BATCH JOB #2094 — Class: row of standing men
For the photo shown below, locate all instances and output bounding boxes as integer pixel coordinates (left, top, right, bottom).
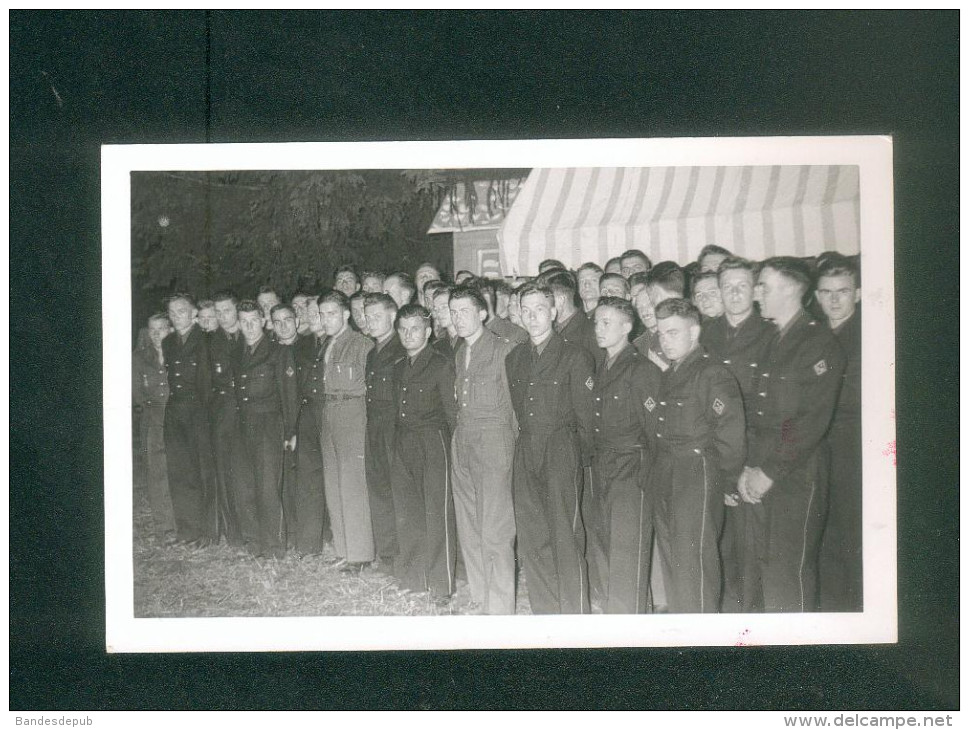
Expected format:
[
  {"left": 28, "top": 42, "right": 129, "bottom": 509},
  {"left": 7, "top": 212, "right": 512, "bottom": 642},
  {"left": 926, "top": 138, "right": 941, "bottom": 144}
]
[{"left": 133, "top": 248, "right": 861, "bottom": 614}]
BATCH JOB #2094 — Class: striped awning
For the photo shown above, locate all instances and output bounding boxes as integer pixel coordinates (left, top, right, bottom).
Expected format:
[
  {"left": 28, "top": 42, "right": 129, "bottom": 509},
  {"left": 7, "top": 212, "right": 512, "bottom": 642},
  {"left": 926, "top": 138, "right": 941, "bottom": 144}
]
[{"left": 497, "top": 165, "right": 860, "bottom": 276}]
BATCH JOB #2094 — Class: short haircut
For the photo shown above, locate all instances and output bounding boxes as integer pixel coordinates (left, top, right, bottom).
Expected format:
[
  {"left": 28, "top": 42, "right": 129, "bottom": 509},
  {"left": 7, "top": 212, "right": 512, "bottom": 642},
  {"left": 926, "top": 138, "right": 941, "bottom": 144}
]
[
  {"left": 627, "top": 271, "right": 650, "bottom": 291},
  {"left": 197, "top": 299, "right": 215, "bottom": 310},
  {"left": 361, "top": 270, "right": 385, "bottom": 284},
  {"left": 211, "top": 290, "right": 239, "bottom": 306},
  {"left": 761, "top": 256, "right": 814, "bottom": 294},
  {"left": 599, "top": 272, "right": 630, "bottom": 296},
  {"left": 449, "top": 284, "right": 488, "bottom": 313},
  {"left": 538, "top": 258, "right": 566, "bottom": 272},
  {"left": 318, "top": 288, "right": 350, "bottom": 312},
  {"left": 646, "top": 261, "right": 685, "bottom": 297},
  {"left": 386, "top": 271, "right": 417, "bottom": 300},
  {"left": 655, "top": 297, "right": 701, "bottom": 325},
  {"left": 416, "top": 262, "right": 441, "bottom": 275},
  {"left": 473, "top": 279, "right": 497, "bottom": 308},
  {"left": 422, "top": 278, "right": 446, "bottom": 295},
  {"left": 363, "top": 292, "right": 398, "bottom": 313},
  {"left": 716, "top": 255, "right": 757, "bottom": 280},
  {"left": 257, "top": 285, "right": 278, "bottom": 297},
  {"left": 431, "top": 284, "right": 453, "bottom": 301},
  {"left": 544, "top": 269, "right": 581, "bottom": 308},
  {"left": 333, "top": 264, "right": 358, "bottom": 280},
  {"left": 348, "top": 290, "right": 368, "bottom": 306},
  {"left": 816, "top": 252, "right": 860, "bottom": 286},
  {"left": 492, "top": 278, "right": 513, "bottom": 296},
  {"left": 517, "top": 282, "right": 556, "bottom": 307},
  {"left": 595, "top": 296, "right": 637, "bottom": 327},
  {"left": 165, "top": 293, "right": 197, "bottom": 309},
  {"left": 577, "top": 261, "right": 604, "bottom": 276},
  {"left": 690, "top": 270, "right": 720, "bottom": 296},
  {"left": 620, "top": 249, "right": 652, "bottom": 270},
  {"left": 454, "top": 270, "right": 475, "bottom": 282},
  {"left": 147, "top": 312, "right": 172, "bottom": 327},
  {"left": 237, "top": 299, "right": 261, "bottom": 315},
  {"left": 270, "top": 303, "right": 295, "bottom": 318},
  {"left": 699, "top": 244, "right": 733, "bottom": 261},
  {"left": 291, "top": 290, "right": 313, "bottom": 302},
  {"left": 396, "top": 303, "right": 432, "bottom": 328}
]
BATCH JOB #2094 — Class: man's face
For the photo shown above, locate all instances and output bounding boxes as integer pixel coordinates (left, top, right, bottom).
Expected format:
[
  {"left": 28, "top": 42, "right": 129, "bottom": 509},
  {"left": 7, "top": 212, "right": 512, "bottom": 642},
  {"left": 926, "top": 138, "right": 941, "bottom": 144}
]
[
  {"left": 334, "top": 271, "right": 360, "bottom": 297},
  {"left": 397, "top": 315, "right": 432, "bottom": 356},
  {"left": 197, "top": 306, "right": 219, "bottom": 332},
  {"left": 292, "top": 295, "right": 309, "bottom": 331},
  {"left": 239, "top": 310, "right": 264, "bottom": 345},
  {"left": 507, "top": 293, "right": 522, "bottom": 327},
  {"left": 656, "top": 314, "right": 699, "bottom": 363},
  {"left": 303, "top": 298, "right": 323, "bottom": 334},
  {"left": 631, "top": 283, "right": 656, "bottom": 331},
  {"left": 147, "top": 318, "right": 172, "bottom": 350},
  {"left": 365, "top": 303, "right": 395, "bottom": 341},
  {"left": 415, "top": 266, "right": 439, "bottom": 293},
  {"left": 699, "top": 253, "right": 728, "bottom": 274},
  {"left": 449, "top": 297, "right": 485, "bottom": 339},
  {"left": 692, "top": 278, "right": 724, "bottom": 319},
  {"left": 319, "top": 301, "right": 349, "bottom": 336},
  {"left": 620, "top": 256, "right": 649, "bottom": 279},
  {"left": 594, "top": 305, "right": 632, "bottom": 351},
  {"left": 167, "top": 298, "right": 196, "bottom": 333},
  {"left": 361, "top": 274, "right": 383, "bottom": 294},
  {"left": 257, "top": 292, "right": 280, "bottom": 320},
  {"left": 519, "top": 292, "right": 556, "bottom": 341},
  {"left": 754, "top": 267, "right": 794, "bottom": 323},
  {"left": 816, "top": 273, "right": 860, "bottom": 327},
  {"left": 383, "top": 277, "right": 410, "bottom": 307},
  {"left": 719, "top": 268, "right": 755, "bottom": 318},
  {"left": 271, "top": 308, "right": 298, "bottom": 343},
  {"left": 432, "top": 293, "right": 453, "bottom": 329},
  {"left": 214, "top": 299, "right": 239, "bottom": 331},
  {"left": 599, "top": 278, "right": 628, "bottom": 299},
  {"left": 350, "top": 299, "right": 369, "bottom": 335},
  {"left": 577, "top": 269, "right": 602, "bottom": 302}
]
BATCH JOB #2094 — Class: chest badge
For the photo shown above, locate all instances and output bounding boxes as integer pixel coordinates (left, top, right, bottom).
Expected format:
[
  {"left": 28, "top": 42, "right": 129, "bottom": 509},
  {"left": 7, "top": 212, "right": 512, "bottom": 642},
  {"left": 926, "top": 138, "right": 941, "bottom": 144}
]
[
  {"left": 814, "top": 359, "right": 828, "bottom": 376},
  {"left": 286, "top": 366, "right": 295, "bottom": 378},
  {"left": 585, "top": 376, "right": 594, "bottom": 391},
  {"left": 712, "top": 398, "right": 725, "bottom": 416},
  {"left": 645, "top": 397, "right": 656, "bottom": 412}
]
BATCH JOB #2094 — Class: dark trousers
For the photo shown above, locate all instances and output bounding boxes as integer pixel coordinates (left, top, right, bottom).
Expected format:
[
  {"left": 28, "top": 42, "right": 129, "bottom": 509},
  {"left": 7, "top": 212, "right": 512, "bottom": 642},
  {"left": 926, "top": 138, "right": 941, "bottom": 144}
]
[
  {"left": 210, "top": 397, "right": 249, "bottom": 547},
  {"left": 719, "top": 503, "right": 746, "bottom": 612},
  {"left": 589, "top": 446, "right": 653, "bottom": 613},
  {"left": 819, "top": 426, "right": 863, "bottom": 611},
  {"left": 164, "top": 400, "right": 217, "bottom": 542},
  {"left": 743, "top": 448, "right": 830, "bottom": 612},
  {"left": 287, "top": 402, "right": 328, "bottom": 555},
  {"left": 239, "top": 408, "right": 285, "bottom": 558},
  {"left": 391, "top": 426, "right": 457, "bottom": 597},
  {"left": 513, "top": 428, "right": 589, "bottom": 614},
  {"left": 140, "top": 405, "right": 174, "bottom": 539},
  {"left": 365, "top": 414, "right": 399, "bottom": 560},
  {"left": 653, "top": 448, "right": 724, "bottom": 613}
]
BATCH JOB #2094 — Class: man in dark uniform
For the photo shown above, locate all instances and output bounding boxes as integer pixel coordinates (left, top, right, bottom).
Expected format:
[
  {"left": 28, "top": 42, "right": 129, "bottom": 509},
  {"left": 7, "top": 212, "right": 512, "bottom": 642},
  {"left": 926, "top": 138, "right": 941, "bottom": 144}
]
[
  {"left": 430, "top": 286, "right": 461, "bottom": 357},
  {"left": 271, "top": 303, "right": 302, "bottom": 554},
  {"left": 162, "top": 294, "right": 217, "bottom": 546},
  {"left": 383, "top": 272, "right": 417, "bottom": 309},
  {"left": 576, "top": 262, "right": 603, "bottom": 319},
  {"left": 506, "top": 284, "right": 596, "bottom": 614},
  {"left": 699, "top": 257, "right": 774, "bottom": 611},
  {"left": 650, "top": 299, "right": 746, "bottom": 613},
  {"left": 589, "top": 297, "right": 663, "bottom": 613},
  {"left": 390, "top": 304, "right": 459, "bottom": 604},
  {"left": 364, "top": 292, "right": 407, "bottom": 571},
  {"left": 546, "top": 270, "right": 601, "bottom": 365},
  {"left": 740, "top": 257, "right": 846, "bottom": 612},
  {"left": 235, "top": 301, "right": 298, "bottom": 558},
  {"left": 208, "top": 291, "right": 249, "bottom": 549},
  {"left": 815, "top": 254, "right": 863, "bottom": 612}
]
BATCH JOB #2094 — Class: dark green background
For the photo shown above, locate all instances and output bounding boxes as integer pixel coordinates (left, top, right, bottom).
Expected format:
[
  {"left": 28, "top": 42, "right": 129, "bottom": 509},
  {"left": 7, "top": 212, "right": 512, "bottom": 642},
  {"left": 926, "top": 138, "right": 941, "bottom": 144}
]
[{"left": 10, "top": 10, "right": 959, "bottom": 709}]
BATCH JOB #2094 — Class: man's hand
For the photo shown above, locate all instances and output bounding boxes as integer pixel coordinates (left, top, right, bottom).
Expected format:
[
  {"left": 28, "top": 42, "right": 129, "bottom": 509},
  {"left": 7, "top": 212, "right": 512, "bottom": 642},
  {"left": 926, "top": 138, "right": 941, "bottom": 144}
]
[
  {"left": 284, "top": 435, "right": 297, "bottom": 452},
  {"left": 724, "top": 492, "right": 740, "bottom": 507},
  {"left": 739, "top": 466, "right": 773, "bottom": 504}
]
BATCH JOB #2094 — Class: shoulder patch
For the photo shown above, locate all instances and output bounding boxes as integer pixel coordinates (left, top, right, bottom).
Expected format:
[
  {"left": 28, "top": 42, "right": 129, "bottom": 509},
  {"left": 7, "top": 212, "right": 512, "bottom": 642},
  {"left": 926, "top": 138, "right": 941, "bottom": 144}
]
[
  {"left": 712, "top": 398, "right": 725, "bottom": 416},
  {"left": 585, "top": 376, "right": 594, "bottom": 391},
  {"left": 285, "top": 365, "right": 295, "bottom": 378},
  {"left": 813, "top": 359, "right": 828, "bottom": 376},
  {"left": 645, "top": 397, "right": 656, "bottom": 412}
]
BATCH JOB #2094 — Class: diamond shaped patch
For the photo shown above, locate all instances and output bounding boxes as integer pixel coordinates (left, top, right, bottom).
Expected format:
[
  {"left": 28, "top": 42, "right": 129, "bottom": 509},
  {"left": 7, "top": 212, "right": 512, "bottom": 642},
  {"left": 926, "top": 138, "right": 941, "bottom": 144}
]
[
  {"left": 585, "top": 376, "right": 594, "bottom": 391},
  {"left": 285, "top": 366, "right": 295, "bottom": 378},
  {"left": 645, "top": 397, "right": 656, "bottom": 412},
  {"left": 813, "top": 359, "right": 828, "bottom": 376},
  {"left": 712, "top": 398, "right": 725, "bottom": 416}
]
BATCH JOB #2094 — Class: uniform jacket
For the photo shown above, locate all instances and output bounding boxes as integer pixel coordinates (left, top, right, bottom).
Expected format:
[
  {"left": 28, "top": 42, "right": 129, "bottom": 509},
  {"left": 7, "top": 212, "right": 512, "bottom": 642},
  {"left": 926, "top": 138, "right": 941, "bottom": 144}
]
[
  {"left": 322, "top": 326, "right": 373, "bottom": 397},
  {"left": 830, "top": 308, "right": 861, "bottom": 432},
  {"left": 394, "top": 345, "right": 458, "bottom": 433},
  {"left": 699, "top": 312, "right": 774, "bottom": 405},
  {"left": 747, "top": 310, "right": 847, "bottom": 482},
  {"left": 648, "top": 346, "right": 747, "bottom": 487},
  {"left": 505, "top": 332, "right": 597, "bottom": 464},
  {"left": 207, "top": 328, "right": 244, "bottom": 402},
  {"left": 366, "top": 334, "right": 407, "bottom": 418},
  {"left": 133, "top": 346, "right": 170, "bottom": 417},
  {"left": 454, "top": 327, "right": 517, "bottom": 428},
  {"left": 556, "top": 309, "right": 602, "bottom": 367},
  {"left": 295, "top": 332, "right": 329, "bottom": 403},
  {"left": 235, "top": 335, "right": 300, "bottom": 438},
  {"left": 632, "top": 329, "right": 671, "bottom": 372},
  {"left": 432, "top": 333, "right": 462, "bottom": 359},
  {"left": 591, "top": 344, "right": 663, "bottom": 450},
  {"left": 486, "top": 316, "right": 529, "bottom": 345},
  {"left": 162, "top": 324, "right": 211, "bottom": 406}
]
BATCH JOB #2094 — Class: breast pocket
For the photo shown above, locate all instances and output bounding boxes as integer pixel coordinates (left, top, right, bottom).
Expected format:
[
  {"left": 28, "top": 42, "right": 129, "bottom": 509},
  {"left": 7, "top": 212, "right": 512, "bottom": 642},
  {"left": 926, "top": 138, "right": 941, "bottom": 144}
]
[{"left": 470, "top": 376, "right": 500, "bottom": 408}]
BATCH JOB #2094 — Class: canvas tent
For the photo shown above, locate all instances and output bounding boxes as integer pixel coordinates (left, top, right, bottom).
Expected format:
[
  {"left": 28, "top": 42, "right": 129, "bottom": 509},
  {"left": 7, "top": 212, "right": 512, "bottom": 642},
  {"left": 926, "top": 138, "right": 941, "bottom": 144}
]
[{"left": 497, "top": 165, "right": 860, "bottom": 276}]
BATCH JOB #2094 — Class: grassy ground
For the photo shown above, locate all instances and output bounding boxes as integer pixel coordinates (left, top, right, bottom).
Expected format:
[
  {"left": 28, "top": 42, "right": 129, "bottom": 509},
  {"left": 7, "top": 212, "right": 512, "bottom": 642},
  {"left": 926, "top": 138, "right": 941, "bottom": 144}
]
[{"left": 133, "top": 490, "right": 533, "bottom": 617}]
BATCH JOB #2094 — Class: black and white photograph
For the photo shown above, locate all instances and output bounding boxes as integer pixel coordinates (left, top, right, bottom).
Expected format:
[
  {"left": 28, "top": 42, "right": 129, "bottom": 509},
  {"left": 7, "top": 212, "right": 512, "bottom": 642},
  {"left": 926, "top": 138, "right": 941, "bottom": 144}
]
[{"left": 103, "top": 137, "right": 895, "bottom": 651}]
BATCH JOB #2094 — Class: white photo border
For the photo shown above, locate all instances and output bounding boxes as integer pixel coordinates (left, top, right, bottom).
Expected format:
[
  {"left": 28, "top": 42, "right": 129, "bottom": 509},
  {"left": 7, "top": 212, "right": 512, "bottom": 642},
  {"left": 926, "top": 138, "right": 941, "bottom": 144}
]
[{"left": 103, "top": 136, "right": 896, "bottom": 652}]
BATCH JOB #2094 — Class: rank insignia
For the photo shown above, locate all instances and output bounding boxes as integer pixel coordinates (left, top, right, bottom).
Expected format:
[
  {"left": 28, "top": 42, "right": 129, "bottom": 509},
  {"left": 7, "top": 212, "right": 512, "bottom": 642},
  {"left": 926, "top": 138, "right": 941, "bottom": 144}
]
[
  {"left": 813, "top": 359, "right": 828, "bottom": 376},
  {"left": 285, "top": 366, "right": 295, "bottom": 378},
  {"left": 712, "top": 398, "right": 725, "bottom": 415},
  {"left": 585, "top": 376, "right": 594, "bottom": 391},
  {"left": 645, "top": 397, "right": 656, "bottom": 412}
]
